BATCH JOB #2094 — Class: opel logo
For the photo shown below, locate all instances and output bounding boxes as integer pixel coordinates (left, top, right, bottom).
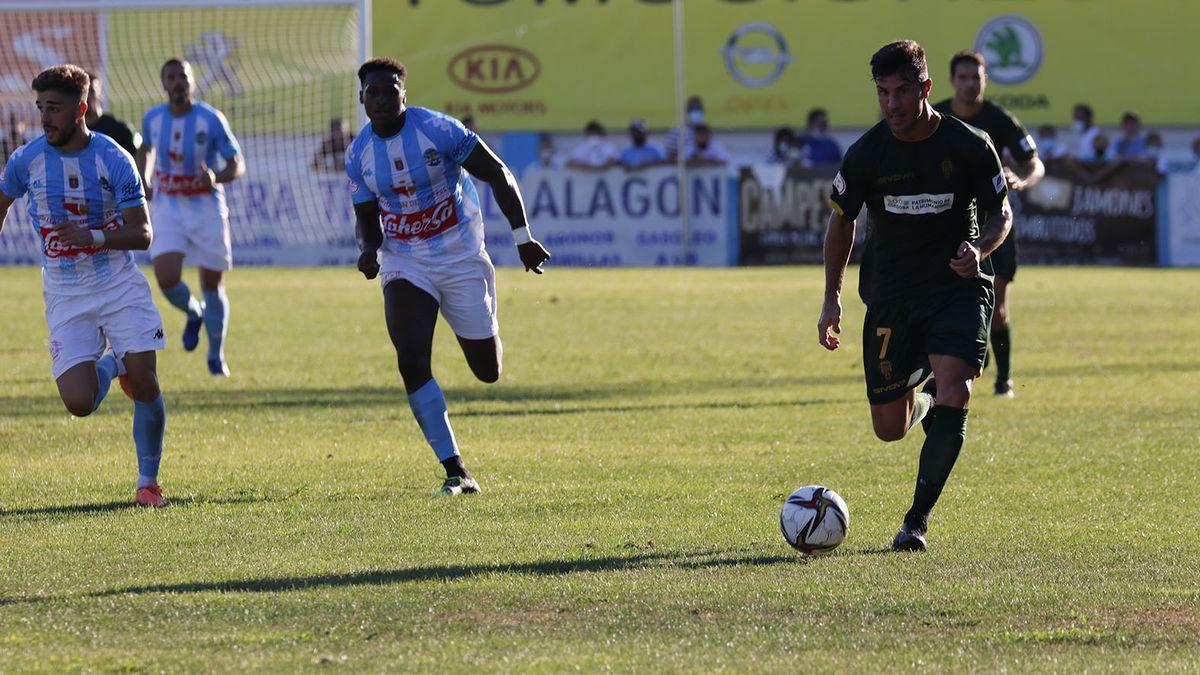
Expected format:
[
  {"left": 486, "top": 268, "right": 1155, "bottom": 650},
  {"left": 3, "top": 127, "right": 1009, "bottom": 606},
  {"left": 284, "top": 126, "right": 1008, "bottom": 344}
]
[{"left": 721, "top": 22, "right": 793, "bottom": 88}]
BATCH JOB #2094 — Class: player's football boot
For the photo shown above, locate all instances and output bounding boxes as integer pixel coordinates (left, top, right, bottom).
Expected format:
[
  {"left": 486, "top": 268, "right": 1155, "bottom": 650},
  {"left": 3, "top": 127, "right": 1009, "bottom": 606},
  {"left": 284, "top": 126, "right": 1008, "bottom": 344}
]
[
  {"left": 182, "top": 310, "right": 204, "bottom": 352},
  {"left": 135, "top": 483, "right": 168, "bottom": 508},
  {"left": 994, "top": 379, "right": 1015, "bottom": 398},
  {"left": 891, "top": 524, "right": 927, "bottom": 552},
  {"left": 439, "top": 476, "right": 481, "bottom": 495},
  {"left": 207, "top": 358, "right": 230, "bottom": 377}
]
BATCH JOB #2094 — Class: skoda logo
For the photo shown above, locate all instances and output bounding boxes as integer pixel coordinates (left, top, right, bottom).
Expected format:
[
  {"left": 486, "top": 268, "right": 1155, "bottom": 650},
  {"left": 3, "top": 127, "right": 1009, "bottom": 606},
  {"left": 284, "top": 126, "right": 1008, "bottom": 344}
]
[
  {"left": 720, "top": 22, "right": 793, "bottom": 88},
  {"left": 974, "top": 15, "right": 1043, "bottom": 85}
]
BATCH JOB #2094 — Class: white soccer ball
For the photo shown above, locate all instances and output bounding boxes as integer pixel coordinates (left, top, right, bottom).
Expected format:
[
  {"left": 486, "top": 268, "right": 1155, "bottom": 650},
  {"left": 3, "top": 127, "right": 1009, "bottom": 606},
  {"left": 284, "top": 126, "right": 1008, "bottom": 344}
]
[{"left": 780, "top": 485, "right": 849, "bottom": 555}]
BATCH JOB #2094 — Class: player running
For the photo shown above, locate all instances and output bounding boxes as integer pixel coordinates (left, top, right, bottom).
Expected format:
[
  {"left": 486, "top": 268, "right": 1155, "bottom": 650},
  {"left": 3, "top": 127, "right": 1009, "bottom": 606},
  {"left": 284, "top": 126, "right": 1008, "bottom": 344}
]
[
  {"left": 818, "top": 41, "right": 1012, "bottom": 551},
  {"left": 934, "top": 50, "right": 1044, "bottom": 398},
  {"left": 347, "top": 58, "right": 550, "bottom": 495},
  {"left": 0, "top": 65, "right": 169, "bottom": 507},
  {"left": 136, "top": 58, "right": 245, "bottom": 376}
]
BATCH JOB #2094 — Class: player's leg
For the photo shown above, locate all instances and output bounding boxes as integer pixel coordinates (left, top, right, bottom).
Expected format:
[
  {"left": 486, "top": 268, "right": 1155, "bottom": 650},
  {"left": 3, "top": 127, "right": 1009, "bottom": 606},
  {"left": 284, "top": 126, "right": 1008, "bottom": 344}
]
[
  {"left": 151, "top": 197, "right": 204, "bottom": 350},
  {"left": 444, "top": 256, "right": 502, "bottom": 384},
  {"left": 199, "top": 267, "right": 229, "bottom": 376},
  {"left": 863, "top": 303, "right": 933, "bottom": 442},
  {"left": 991, "top": 274, "right": 1014, "bottom": 396},
  {"left": 383, "top": 276, "right": 478, "bottom": 493},
  {"left": 47, "top": 297, "right": 111, "bottom": 416}
]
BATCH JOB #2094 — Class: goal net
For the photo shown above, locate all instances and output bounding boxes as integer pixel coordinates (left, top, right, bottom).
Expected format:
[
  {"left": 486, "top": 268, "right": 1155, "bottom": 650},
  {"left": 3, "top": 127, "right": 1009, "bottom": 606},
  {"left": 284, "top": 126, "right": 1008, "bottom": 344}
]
[{"left": 0, "top": 0, "right": 366, "bottom": 266}]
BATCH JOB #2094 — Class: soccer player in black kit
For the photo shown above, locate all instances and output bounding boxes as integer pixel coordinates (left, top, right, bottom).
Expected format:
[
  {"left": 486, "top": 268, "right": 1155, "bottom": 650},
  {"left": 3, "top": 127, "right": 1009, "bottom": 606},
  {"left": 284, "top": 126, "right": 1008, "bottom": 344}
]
[
  {"left": 818, "top": 41, "right": 1013, "bottom": 552},
  {"left": 934, "top": 50, "right": 1044, "bottom": 398}
]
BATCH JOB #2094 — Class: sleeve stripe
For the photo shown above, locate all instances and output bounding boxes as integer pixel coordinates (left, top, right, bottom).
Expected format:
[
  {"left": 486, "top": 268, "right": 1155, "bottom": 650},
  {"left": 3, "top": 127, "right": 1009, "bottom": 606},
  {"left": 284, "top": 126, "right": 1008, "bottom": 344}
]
[{"left": 827, "top": 198, "right": 845, "bottom": 216}]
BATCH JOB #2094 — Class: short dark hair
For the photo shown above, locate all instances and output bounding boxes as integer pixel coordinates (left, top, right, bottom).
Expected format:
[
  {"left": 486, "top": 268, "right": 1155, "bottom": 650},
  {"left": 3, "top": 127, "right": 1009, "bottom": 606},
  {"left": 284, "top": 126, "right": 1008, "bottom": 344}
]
[
  {"left": 1074, "top": 103, "right": 1094, "bottom": 121},
  {"left": 31, "top": 64, "right": 90, "bottom": 100},
  {"left": 358, "top": 57, "right": 406, "bottom": 85},
  {"left": 806, "top": 108, "right": 827, "bottom": 126},
  {"left": 161, "top": 57, "right": 188, "bottom": 77},
  {"left": 870, "top": 40, "right": 928, "bottom": 83},
  {"left": 949, "top": 50, "right": 986, "bottom": 77},
  {"left": 584, "top": 120, "right": 604, "bottom": 135},
  {"left": 1121, "top": 111, "right": 1140, "bottom": 125}
]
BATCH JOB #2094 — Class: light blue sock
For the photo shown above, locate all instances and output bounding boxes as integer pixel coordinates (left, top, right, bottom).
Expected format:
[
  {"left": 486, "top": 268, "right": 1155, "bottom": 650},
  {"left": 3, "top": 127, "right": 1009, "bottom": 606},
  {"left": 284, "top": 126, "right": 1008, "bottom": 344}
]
[
  {"left": 92, "top": 353, "right": 119, "bottom": 412},
  {"left": 162, "top": 281, "right": 202, "bottom": 320},
  {"left": 407, "top": 378, "right": 460, "bottom": 461},
  {"left": 202, "top": 289, "right": 228, "bottom": 361},
  {"left": 133, "top": 394, "right": 165, "bottom": 488}
]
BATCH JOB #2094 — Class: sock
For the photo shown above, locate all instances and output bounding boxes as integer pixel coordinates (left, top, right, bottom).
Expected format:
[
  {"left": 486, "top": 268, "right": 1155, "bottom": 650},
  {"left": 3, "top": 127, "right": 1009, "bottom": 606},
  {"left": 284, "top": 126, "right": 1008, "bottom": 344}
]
[
  {"left": 163, "top": 281, "right": 202, "bottom": 320},
  {"left": 92, "top": 353, "right": 120, "bottom": 412},
  {"left": 907, "top": 391, "right": 934, "bottom": 433},
  {"left": 202, "top": 289, "right": 229, "bottom": 361},
  {"left": 407, "top": 378, "right": 461, "bottom": 463},
  {"left": 903, "top": 405, "right": 969, "bottom": 533},
  {"left": 133, "top": 394, "right": 166, "bottom": 488},
  {"left": 991, "top": 324, "right": 1012, "bottom": 383},
  {"left": 441, "top": 456, "right": 471, "bottom": 480}
]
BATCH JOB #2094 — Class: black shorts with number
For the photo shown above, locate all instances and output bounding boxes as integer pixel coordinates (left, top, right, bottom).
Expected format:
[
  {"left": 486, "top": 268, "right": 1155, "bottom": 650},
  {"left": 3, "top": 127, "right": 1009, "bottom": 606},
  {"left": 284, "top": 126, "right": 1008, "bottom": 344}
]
[
  {"left": 862, "top": 288, "right": 994, "bottom": 405},
  {"left": 990, "top": 232, "right": 1018, "bottom": 280}
]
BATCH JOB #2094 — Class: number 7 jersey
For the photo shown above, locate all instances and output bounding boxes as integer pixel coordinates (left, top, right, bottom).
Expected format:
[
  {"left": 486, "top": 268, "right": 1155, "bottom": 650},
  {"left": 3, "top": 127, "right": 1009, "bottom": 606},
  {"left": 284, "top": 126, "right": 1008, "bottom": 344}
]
[{"left": 345, "top": 107, "right": 486, "bottom": 266}]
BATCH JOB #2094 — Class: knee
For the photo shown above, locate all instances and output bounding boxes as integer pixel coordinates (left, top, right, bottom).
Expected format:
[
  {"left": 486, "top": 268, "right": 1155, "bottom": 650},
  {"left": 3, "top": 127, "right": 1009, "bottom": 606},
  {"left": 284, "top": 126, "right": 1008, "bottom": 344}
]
[
  {"left": 993, "top": 307, "right": 1009, "bottom": 328},
  {"left": 395, "top": 351, "right": 431, "bottom": 380},
  {"left": 936, "top": 380, "right": 973, "bottom": 408},
  {"left": 62, "top": 394, "right": 94, "bottom": 418},
  {"left": 129, "top": 374, "right": 160, "bottom": 403},
  {"left": 872, "top": 419, "right": 907, "bottom": 443},
  {"left": 473, "top": 362, "right": 501, "bottom": 384}
]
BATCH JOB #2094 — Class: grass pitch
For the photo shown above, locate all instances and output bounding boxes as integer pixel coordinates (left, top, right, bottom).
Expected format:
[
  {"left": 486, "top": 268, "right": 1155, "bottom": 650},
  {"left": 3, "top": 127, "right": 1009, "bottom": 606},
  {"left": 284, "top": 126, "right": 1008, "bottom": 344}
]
[{"left": 1, "top": 265, "right": 1198, "bottom": 671}]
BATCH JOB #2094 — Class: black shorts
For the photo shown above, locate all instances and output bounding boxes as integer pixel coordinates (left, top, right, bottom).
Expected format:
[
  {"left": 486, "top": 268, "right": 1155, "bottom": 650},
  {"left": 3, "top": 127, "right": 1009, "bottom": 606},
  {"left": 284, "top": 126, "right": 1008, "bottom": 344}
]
[
  {"left": 990, "top": 233, "right": 1018, "bottom": 280},
  {"left": 862, "top": 290, "right": 994, "bottom": 405}
]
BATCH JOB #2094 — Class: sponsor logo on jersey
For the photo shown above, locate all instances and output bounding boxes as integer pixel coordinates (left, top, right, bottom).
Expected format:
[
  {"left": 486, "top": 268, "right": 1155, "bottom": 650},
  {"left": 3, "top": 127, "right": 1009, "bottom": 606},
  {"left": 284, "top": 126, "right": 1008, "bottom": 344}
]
[
  {"left": 195, "top": 131, "right": 207, "bottom": 145},
  {"left": 993, "top": 172, "right": 1006, "bottom": 194},
  {"left": 1019, "top": 134, "right": 1036, "bottom": 154},
  {"left": 380, "top": 197, "right": 460, "bottom": 241},
  {"left": 348, "top": 177, "right": 360, "bottom": 194},
  {"left": 833, "top": 171, "right": 846, "bottom": 195},
  {"left": 423, "top": 148, "right": 441, "bottom": 167},
  {"left": 883, "top": 193, "right": 955, "bottom": 215},
  {"left": 448, "top": 44, "right": 541, "bottom": 94},
  {"left": 99, "top": 176, "right": 113, "bottom": 192}
]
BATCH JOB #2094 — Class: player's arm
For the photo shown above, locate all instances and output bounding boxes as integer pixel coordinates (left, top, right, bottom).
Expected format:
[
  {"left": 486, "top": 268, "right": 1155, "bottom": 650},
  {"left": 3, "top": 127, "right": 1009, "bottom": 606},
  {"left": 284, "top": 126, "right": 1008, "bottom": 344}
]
[
  {"left": 461, "top": 140, "right": 551, "bottom": 274},
  {"left": 1001, "top": 116, "right": 1045, "bottom": 192},
  {"left": 52, "top": 203, "right": 153, "bottom": 251},
  {"left": 353, "top": 200, "right": 382, "bottom": 280},
  {"left": 951, "top": 139, "right": 1014, "bottom": 278},
  {"left": 135, "top": 145, "right": 154, "bottom": 201},
  {"left": 819, "top": 208, "right": 855, "bottom": 350},
  {"left": 0, "top": 190, "right": 13, "bottom": 236},
  {"left": 1005, "top": 154, "right": 1044, "bottom": 192},
  {"left": 211, "top": 152, "right": 244, "bottom": 184}
]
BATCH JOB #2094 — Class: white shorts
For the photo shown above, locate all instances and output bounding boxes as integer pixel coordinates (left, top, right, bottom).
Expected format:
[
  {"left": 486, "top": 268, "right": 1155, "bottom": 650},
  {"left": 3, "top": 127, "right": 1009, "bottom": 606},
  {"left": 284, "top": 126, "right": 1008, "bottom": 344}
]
[
  {"left": 44, "top": 272, "right": 166, "bottom": 379},
  {"left": 149, "top": 194, "right": 232, "bottom": 271},
  {"left": 380, "top": 253, "right": 498, "bottom": 340}
]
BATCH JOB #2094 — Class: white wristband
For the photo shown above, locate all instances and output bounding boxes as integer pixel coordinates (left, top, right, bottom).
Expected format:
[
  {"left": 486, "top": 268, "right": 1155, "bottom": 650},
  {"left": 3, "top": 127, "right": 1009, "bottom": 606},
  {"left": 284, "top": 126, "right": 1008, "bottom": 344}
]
[
  {"left": 91, "top": 230, "right": 106, "bottom": 247},
  {"left": 512, "top": 226, "right": 532, "bottom": 245}
]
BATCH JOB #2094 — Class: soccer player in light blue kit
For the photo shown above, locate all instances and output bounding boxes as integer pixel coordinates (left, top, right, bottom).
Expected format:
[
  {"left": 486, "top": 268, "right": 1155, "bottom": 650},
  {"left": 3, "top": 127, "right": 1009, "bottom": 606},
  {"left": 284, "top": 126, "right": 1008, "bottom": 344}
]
[
  {"left": 137, "top": 58, "right": 245, "bottom": 376},
  {"left": 0, "top": 65, "right": 169, "bottom": 507},
  {"left": 347, "top": 58, "right": 551, "bottom": 494}
]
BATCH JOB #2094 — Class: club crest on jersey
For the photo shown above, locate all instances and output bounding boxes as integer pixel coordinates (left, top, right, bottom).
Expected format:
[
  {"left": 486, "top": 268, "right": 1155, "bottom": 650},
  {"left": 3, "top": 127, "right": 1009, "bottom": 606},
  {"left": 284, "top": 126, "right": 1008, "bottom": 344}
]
[
  {"left": 195, "top": 131, "right": 207, "bottom": 145},
  {"left": 423, "top": 149, "right": 441, "bottom": 167},
  {"left": 68, "top": 175, "right": 79, "bottom": 189},
  {"left": 941, "top": 160, "right": 954, "bottom": 179},
  {"left": 393, "top": 158, "right": 404, "bottom": 170},
  {"left": 174, "top": 131, "right": 181, "bottom": 140},
  {"left": 833, "top": 171, "right": 846, "bottom": 195},
  {"left": 879, "top": 360, "right": 893, "bottom": 380},
  {"left": 99, "top": 177, "right": 113, "bottom": 192}
]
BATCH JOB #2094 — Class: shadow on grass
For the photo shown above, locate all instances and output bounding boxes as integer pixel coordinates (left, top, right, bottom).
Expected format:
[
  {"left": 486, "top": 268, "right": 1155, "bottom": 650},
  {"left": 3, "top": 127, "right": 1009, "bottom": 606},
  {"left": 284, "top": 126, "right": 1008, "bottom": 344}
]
[
  {"left": 0, "top": 493, "right": 288, "bottom": 520},
  {"left": 88, "top": 550, "right": 800, "bottom": 598}
]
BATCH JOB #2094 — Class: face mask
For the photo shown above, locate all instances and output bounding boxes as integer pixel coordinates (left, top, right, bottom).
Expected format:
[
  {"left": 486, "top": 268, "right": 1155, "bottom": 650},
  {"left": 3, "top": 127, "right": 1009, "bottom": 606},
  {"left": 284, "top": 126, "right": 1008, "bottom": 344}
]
[
  {"left": 688, "top": 109, "right": 705, "bottom": 125},
  {"left": 1072, "top": 120, "right": 1087, "bottom": 133},
  {"left": 787, "top": 146, "right": 804, "bottom": 160},
  {"left": 539, "top": 149, "right": 553, "bottom": 161},
  {"left": 776, "top": 142, "right": 789, "bottom": 156},
  {"left": 1147, "top": 147, "right": 1161, "bottom": 157}
]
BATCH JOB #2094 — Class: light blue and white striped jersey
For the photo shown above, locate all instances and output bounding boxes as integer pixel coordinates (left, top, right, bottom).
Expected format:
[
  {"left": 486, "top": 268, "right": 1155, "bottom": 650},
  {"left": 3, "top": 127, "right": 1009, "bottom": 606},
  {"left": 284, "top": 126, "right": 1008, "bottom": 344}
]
[
  {"left": 141, "top": 101, "right": 239, "bottom": 199},
  {"left": 345, "top": 107, "right": 486, "bottom": 265},
  {"left": 1, "top": 132, "right": 146, "bottom": 295}
]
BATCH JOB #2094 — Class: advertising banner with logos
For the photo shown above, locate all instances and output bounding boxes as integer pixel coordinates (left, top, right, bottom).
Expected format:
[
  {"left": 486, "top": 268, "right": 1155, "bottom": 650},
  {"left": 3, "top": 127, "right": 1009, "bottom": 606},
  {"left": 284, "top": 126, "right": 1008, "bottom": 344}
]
[
  {"left": 376, "top": 0, "right": 1200, "bottom": 131},
  {"left": 1163, "top": 169, "right": 1200, "bottom": 267},
  {"left": 738, "top": 164, "right": 842, "bottom": 265}
]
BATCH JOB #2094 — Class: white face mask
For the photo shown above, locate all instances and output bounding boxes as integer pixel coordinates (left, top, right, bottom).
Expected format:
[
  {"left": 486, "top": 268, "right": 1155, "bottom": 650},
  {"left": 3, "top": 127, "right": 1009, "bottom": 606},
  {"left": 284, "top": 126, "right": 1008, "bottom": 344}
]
[
  {"left": 1072, "top": 119, "right": 1087, "bottom": 133},
  {"left": 687, "top": 109, "right": 705, "bottom": 125},
  {"left": 539, "top": 149, "right": 553, "bottom": 161}
]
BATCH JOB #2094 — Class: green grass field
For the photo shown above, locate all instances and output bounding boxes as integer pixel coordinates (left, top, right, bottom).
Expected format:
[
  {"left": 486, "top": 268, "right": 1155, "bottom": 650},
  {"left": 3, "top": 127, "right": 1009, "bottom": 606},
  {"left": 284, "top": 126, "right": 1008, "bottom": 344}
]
[{"left": 1, "top": 265, "right": 1198, "bottom": 671}]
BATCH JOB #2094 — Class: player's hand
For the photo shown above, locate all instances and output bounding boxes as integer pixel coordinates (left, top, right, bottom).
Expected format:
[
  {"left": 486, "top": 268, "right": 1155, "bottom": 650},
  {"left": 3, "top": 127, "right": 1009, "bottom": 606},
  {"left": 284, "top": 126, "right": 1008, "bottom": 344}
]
[
  {"left": 817, "top": 299, "right": 843, "bottom": 351},
  {"left": 52, "top": 222, "right": 94, "bottom": 248},
  {"left": 518, "top": 240, "right": 551, "bottom": 274},
  {"left": 1003, "top": 166, "right": 1022, "bottom": 191},
  {"left": 197, "top": 163, "right": 216, "bottom": 191},
  {"left": 357, "top": 249, "right": 380, "bottom": 280},
  {"left": 950, "top": 240, "right": 982, "bottom": 278}
]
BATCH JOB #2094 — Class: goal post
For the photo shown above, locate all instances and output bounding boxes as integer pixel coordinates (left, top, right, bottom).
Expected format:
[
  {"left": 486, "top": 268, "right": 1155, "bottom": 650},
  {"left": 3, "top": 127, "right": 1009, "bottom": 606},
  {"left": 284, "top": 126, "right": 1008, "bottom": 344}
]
[{"left": 0, "top": 0, "right": 369, "bottom": 266}]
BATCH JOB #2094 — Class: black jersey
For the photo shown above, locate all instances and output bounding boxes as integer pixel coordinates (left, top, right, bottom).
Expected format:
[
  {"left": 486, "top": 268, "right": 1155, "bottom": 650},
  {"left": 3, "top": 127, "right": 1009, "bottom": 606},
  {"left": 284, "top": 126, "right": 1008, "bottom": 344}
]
[
  {"left": 830, "top": 115, "right": 1008, "bottom": 304},
  {"left": 91, "top": 113, "right": 141, "bottom": 158},
  {"left": 932, "top": 99, "right": 1037, "bottom": 165}
]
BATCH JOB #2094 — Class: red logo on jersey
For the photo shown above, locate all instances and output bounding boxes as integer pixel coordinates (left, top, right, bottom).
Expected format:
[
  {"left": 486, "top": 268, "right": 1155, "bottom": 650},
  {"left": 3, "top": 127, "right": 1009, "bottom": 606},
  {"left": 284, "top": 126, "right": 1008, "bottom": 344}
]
[
  {"left": 40, "top": 211, "right": 120, "bottom": 259},
  {"left": 381, "top": 198, "right": 460, "bottom": 241},
  {"left": 393, "top": 158, "right": 404, "bottom": 170},
  {"left": 68, "top": 175, "right": 79, "bottom": 189}
]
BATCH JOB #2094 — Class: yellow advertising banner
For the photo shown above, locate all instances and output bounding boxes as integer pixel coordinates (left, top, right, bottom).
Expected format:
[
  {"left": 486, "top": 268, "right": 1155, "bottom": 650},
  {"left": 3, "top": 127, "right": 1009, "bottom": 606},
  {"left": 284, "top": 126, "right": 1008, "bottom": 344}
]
[{"left": 374, "top": 0, "right": 1200, "bottom": 131}]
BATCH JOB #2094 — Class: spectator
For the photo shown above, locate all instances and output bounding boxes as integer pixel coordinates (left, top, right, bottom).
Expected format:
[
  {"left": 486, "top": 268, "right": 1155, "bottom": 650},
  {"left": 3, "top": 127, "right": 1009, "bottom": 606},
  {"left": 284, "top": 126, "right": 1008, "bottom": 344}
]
[
  {"left": 665, "top": 95, "right": 705, "bottom": 160},
  {"left": 1086, "top": 132, "right": 1113, "bottom": 163},
  {"left": 685, "top": 123, "right": 729, "bottom": 167},
  {"left": 1036, "top": 124, "right": 1067, "bottom": 160},
  {"left": 310, "top": 117, "right": 353, "bottom": 173},
  {"left": 1188, "top": 137, "right": 1200, "bottom": 172},
  {"left": 566, "top": 120, "right": 617, "bottom": 170},
  {"left": 1143, "top": 132, "right": 1169, "bottom": 174},
  {"left": 85, "top": 70, "right": 142, "bottom": 158},
  {"left": 527, "top": 132, "right": 564, "bottom": 171},
  {"left": 1113, "top": 111, "right": 1147, "bottom": 160},
  {"left": 1071, "top": 103, "right": 1100, "bottom": 161},
  {"left": 617, "top": 118, "right": 666, "bottom": 170},
  {"left": 798, "top": 107, "right": 842, "bottom": 166},
  {"left": 766, "top": 126, "right": 796, "bottom": 164}
]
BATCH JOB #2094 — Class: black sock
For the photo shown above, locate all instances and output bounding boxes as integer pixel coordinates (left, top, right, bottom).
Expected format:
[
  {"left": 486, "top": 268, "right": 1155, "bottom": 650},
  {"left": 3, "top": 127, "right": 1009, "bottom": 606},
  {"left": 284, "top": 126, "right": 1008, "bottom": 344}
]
[
  {"left": 441, "top": 456, "right": 470, "bottom": 479},
  {"left": 903, "top": 405, "right": 969, "bottom": 533},
  {"left": 991, "top": 325, "right": 1011, "bottom": 383}
]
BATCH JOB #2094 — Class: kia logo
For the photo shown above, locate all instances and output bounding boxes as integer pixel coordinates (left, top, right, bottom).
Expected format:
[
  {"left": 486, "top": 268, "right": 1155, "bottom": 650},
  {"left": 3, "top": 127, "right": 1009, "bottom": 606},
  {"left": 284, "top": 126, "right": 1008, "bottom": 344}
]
[{"left": 448, "top": 45, "right": 540, "bottom": 94}]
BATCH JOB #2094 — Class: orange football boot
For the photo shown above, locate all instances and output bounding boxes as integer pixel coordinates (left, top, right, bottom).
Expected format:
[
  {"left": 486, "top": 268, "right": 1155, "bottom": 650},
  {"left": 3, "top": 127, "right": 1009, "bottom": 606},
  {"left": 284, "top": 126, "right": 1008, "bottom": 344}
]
[{"left": 135, "top": 483, "right": 168, "bottom": 508}]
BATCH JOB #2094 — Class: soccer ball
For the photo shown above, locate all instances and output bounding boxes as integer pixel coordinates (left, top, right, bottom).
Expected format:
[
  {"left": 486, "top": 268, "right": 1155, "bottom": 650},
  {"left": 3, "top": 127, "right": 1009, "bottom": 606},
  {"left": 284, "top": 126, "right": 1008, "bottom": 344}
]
[{"left": 779, "top": 485, "right": 849, "bottom": 555}]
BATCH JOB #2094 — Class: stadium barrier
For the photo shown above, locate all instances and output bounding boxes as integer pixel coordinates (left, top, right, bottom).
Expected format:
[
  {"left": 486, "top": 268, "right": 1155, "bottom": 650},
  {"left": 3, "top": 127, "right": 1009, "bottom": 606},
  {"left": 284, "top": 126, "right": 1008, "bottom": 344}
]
[{"left": 1163, "top": 169, "right": 1200, "bottom": 267}]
